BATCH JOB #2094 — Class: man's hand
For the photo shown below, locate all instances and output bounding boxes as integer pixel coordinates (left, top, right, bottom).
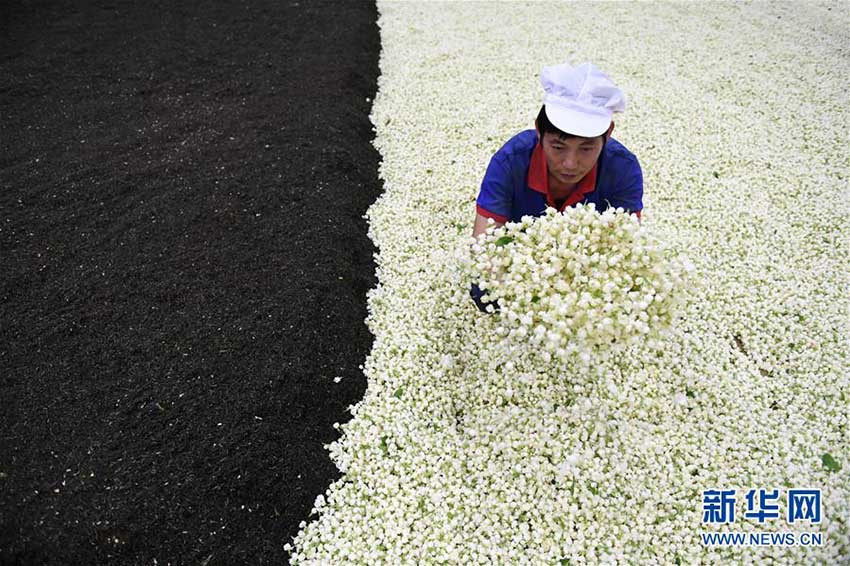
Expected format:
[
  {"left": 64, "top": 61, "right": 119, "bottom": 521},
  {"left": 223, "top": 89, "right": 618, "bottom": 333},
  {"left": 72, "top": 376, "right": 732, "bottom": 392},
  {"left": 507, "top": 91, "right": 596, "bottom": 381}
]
[
  {"left": 472, "top": 212, "right": 505, "bottom": 239},
  {"left": 470, "top": 282, "right": 500, "bottom": 314}
]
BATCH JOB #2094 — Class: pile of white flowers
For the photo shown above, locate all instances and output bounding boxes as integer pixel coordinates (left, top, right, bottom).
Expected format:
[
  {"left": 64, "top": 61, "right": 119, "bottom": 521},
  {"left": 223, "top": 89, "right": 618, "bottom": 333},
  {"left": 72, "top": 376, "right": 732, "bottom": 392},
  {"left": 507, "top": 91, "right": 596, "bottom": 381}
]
[
  {"left": 287, "top": 1, "right": 849, "bottom": 564},
  {"left": 461, "top": 204, "right": 692, "bottom": 365}
]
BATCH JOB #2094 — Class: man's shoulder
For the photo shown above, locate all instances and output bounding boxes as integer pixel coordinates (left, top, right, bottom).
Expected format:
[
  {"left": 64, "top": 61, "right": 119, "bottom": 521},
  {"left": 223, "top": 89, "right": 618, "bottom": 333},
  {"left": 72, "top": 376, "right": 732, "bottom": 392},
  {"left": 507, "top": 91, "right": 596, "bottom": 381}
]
[
  {"left": 493, "top": 129, "right": 537, "bottom": 165},
  {"left": 603, "top": 137, "right": 640, "bottom": 170}
]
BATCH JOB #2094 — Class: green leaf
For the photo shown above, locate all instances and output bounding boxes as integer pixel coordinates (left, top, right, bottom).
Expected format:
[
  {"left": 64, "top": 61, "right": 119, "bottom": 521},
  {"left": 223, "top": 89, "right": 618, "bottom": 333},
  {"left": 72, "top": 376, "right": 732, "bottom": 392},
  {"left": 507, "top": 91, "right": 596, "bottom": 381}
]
[
  {"left": 712, "top": 171, "right": 720, "bottom": 178},
  {"left": 379, "top": 435, "right": 389, "bottom": 456},
  {"left": 393, "top": 387, "right": 404, "bottom": 399},
  {"left": 822, "top": 452, "right": 841, "bottom": 473},
  {"left": 531, "top": 295, "right": 540, "bottom": 303},
  {"left": 588, "top": 484, "right": 599, "bottom": 496},
  {"left": 495, "top": 236, "right": 514, "bottom": 246},
  {"left": 559, "top": 559, "right": 571, "bottom": 566}
]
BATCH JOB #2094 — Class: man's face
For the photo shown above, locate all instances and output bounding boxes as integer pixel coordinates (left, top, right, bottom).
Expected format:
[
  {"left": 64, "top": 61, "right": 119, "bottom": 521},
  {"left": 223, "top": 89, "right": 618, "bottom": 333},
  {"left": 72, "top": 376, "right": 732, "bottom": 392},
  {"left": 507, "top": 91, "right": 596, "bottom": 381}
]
[{"left": 540, "top": 131, "right": 605, "bottom": 187}]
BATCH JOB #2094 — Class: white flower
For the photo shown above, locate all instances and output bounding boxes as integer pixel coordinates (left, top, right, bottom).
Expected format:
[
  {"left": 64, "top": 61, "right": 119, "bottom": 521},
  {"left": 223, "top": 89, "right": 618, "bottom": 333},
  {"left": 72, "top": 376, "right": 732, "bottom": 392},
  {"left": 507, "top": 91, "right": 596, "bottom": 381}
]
[
  {"left": 288, "top": 2, "right": 850, "bottom": 564},
  {"left": 440, "top": 354, "right": 455, "bottom": 369},
  {"left": 462, "top": 205, "right": 691, "bottom": 370}
]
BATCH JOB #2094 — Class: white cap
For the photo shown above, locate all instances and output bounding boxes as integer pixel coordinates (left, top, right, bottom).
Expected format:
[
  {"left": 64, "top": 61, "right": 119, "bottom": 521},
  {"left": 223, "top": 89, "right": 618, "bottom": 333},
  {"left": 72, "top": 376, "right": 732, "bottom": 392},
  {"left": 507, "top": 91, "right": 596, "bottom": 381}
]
[{"left": 540, "top": 62, "right": 626, "bottom": 137}]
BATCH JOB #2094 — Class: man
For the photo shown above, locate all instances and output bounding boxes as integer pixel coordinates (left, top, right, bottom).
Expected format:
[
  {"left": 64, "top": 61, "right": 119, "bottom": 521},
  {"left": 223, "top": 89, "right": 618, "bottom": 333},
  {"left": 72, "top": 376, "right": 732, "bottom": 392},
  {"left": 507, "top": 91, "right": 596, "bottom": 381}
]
[{"left": 470, "top": 62, "right": 643, "bottom": 313}]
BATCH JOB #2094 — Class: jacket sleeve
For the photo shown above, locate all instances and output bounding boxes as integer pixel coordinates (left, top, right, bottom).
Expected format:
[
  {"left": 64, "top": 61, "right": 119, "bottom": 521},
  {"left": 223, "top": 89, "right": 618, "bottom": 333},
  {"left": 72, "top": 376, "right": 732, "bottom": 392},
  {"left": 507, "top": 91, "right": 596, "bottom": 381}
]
[
  {"left": 607, "top": 156, "right": 643, "bottom": 215},
  {"left": 475, "top": 154, "right": 512, "bottom": 224}
]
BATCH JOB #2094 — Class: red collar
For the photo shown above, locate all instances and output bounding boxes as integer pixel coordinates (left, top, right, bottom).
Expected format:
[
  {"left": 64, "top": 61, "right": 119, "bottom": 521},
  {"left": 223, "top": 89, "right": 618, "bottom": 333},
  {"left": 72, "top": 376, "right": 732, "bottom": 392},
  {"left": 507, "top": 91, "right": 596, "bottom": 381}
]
[{"left": 527, "top": 141, "right": 598, "bottom": 211}]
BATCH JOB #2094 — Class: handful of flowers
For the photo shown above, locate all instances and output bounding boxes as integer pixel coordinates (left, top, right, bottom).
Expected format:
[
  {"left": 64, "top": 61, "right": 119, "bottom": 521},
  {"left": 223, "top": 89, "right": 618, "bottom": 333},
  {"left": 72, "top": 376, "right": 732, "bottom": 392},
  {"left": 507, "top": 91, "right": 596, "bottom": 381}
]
[{"left": 464, "top": 204, "right": 693, "bottom": 364}]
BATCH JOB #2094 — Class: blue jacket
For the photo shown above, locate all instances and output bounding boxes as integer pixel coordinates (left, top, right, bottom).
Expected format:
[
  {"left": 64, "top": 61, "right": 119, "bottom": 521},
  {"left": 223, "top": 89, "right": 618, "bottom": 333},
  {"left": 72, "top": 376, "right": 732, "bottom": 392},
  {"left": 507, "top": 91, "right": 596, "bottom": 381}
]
[{"left": 475, "top": 129, "right": 643, "bottom": 223}]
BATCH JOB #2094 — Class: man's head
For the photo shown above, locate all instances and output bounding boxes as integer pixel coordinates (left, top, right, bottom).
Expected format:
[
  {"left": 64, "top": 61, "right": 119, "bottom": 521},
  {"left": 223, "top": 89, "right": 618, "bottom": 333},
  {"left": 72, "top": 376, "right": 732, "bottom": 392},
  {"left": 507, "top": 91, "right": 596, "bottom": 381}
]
[{"left": 535, "top": 104, "right": 613, "bottom": 187}]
